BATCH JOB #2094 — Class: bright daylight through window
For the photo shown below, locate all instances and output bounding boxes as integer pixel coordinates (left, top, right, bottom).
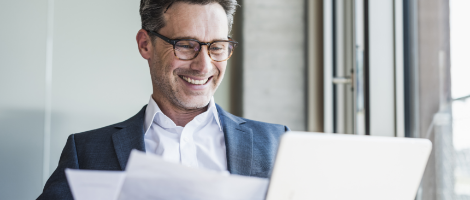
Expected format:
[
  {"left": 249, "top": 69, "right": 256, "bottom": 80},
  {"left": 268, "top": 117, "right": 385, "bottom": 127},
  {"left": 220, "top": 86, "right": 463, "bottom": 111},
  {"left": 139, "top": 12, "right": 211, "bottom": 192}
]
[{"left": 450, "top": 0, "right": 470, "bottom": 198}]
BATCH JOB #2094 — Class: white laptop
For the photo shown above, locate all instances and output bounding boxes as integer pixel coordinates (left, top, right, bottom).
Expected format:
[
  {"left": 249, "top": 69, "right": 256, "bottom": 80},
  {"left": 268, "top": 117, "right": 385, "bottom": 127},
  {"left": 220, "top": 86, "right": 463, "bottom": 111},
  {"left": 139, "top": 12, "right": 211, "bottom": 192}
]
[{"left": 265, "top": 131, "right": 432, "bottom": 200}]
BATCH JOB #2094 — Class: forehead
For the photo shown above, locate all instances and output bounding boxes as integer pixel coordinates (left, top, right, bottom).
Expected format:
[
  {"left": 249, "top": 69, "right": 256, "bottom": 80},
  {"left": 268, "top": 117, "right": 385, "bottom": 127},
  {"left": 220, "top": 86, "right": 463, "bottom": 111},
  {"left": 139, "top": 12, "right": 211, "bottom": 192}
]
[{"left": 160, "top": 2, "right": 229, "bottom": 41}]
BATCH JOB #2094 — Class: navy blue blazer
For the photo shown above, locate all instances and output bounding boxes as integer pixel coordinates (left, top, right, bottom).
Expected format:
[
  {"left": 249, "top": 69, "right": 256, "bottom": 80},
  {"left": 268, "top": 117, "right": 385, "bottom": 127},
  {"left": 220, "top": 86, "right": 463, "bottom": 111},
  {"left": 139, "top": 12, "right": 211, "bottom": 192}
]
[{"left": 37, "top": 104, "right": 289, "bottom": 199}]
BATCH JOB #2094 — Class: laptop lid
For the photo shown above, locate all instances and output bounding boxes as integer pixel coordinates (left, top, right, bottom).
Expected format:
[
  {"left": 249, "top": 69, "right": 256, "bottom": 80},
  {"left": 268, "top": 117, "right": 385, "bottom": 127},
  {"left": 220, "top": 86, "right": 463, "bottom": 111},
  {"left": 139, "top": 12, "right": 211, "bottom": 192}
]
[{"left": 265, "top": 131, "right": 432, "bottom": 200}]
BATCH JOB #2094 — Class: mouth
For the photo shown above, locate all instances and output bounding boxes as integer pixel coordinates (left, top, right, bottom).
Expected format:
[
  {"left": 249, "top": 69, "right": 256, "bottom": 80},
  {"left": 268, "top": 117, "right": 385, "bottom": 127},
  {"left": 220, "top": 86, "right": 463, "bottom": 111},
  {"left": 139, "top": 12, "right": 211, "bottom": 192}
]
[{"left": 179, "top": 75, "right": 212, "bottom": 85}]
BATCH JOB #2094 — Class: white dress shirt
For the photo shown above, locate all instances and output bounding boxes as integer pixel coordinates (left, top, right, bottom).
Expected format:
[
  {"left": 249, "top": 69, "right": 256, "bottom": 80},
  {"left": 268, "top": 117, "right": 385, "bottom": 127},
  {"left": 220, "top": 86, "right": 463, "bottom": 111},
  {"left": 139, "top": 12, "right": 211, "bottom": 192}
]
[{"left": 143, "top": 96, "right": 228, "bottom": 172}]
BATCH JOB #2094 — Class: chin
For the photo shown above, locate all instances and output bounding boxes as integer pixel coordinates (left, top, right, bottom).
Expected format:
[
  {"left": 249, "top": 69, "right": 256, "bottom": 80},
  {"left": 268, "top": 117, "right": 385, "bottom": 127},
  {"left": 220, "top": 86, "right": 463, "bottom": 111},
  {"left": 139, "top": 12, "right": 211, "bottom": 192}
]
[{"left": 175, "top": 95, "right": 212, "bottom": 110}]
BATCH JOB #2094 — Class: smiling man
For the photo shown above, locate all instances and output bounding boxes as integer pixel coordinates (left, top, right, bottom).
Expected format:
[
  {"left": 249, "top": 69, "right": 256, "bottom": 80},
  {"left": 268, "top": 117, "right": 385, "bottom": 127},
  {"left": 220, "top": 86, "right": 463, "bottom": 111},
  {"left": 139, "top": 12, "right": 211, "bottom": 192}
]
[{"left": 38, "top": 0, "right": 288, "bottom": 199}]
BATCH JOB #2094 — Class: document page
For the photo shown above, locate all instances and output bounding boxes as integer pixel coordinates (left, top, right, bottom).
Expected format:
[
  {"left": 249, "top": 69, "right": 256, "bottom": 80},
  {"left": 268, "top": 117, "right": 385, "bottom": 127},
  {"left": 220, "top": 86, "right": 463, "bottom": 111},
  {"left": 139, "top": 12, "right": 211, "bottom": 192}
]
[
  {"left": 117, "top": 150, "right": 269, "bottom": 200},
  {"left": 65, "top": 169, "right": 126, "bottom": 200},
  {"left": 66, "top": 150, "right": 269, "bottom": 200}
]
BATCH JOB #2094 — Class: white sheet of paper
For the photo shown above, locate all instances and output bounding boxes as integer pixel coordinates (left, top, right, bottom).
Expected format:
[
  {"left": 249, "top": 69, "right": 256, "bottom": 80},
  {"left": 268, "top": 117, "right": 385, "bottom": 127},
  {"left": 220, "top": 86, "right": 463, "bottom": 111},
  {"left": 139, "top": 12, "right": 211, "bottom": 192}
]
[
  {"left": 117, "top": 150, "right": 269, "bottom": 200},
  {"left": 65, "top": 169, "right": 126, "bottom": 200}
]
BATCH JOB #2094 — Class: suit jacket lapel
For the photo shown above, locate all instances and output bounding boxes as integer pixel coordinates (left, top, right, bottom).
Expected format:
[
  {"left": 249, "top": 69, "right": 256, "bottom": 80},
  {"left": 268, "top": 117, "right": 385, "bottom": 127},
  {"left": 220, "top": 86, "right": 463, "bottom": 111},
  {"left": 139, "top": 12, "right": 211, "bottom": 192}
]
[
  {"left": 216, "top": 104, "right": 253, "bottom": 176},
  {"left": 112, "top": 106, "right": 147, "bottom": 170}
]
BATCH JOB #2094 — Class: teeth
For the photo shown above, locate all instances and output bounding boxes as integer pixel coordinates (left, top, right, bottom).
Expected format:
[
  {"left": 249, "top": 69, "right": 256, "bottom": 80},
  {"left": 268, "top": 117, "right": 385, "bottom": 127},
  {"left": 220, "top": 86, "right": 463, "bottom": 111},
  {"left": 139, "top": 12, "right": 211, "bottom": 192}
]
[{"left": 182, "top": 76, "right": 208, "bottom": 85}]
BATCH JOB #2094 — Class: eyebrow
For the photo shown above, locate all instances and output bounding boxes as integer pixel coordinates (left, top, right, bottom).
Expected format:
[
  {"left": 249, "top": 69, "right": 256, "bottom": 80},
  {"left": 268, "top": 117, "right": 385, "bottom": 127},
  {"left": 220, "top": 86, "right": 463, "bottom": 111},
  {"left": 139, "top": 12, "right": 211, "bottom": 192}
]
[{"left": 172, "top": 36, "right": 229, "bottom": 42}]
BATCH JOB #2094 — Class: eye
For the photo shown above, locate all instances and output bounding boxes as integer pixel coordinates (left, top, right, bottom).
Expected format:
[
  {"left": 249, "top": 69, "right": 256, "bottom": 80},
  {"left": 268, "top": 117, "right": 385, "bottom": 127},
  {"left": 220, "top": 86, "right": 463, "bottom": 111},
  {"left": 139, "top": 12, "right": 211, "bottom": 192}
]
[
  {"left": 175, "top": 40, "right": 199, "bottom": 51},
  {"left": 210, "top": 47, "right": 223, "bottom": 51},
  {"left": 176, "top": 44, "right": 192, "bottom": 49}
]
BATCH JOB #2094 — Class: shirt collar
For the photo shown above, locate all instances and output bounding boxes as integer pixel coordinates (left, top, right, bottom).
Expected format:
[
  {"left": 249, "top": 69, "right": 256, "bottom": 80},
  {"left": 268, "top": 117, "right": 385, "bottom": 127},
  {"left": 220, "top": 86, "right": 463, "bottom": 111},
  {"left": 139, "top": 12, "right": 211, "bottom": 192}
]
[
  {"left": 143, "top": 96, "right": 222, "bottom": 134},
  {"left": 207, "top": 97, "right": 222, "bottom": 130}
]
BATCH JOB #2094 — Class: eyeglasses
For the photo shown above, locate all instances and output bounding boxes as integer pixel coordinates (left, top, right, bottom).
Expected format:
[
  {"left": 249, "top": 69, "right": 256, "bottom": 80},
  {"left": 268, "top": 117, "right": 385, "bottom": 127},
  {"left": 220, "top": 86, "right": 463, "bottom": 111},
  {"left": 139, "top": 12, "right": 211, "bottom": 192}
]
[{"left": 147, "top": 30, "right": 238, "bottom": 62}]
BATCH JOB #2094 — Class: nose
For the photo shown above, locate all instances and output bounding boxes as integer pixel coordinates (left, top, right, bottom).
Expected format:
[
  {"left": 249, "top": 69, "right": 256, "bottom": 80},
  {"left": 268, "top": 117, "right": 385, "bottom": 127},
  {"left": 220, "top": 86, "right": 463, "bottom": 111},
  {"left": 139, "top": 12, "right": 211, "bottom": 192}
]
[{"left": 189, "top": 45, "right": 213, "bottom": 74}]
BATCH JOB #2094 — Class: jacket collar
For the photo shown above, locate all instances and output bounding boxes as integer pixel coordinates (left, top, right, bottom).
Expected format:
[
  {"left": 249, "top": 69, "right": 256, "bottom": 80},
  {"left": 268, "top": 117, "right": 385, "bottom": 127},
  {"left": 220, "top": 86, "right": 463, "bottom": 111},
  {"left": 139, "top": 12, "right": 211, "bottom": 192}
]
[
  {"left": 111, "top": 104, "right": 254, "bottom": 176},
  {"left": 112, "top": 106, "right": 147, "bottom": 170},
  {"left": 216, "top": 104, "right": 253, "bottom": 176}
]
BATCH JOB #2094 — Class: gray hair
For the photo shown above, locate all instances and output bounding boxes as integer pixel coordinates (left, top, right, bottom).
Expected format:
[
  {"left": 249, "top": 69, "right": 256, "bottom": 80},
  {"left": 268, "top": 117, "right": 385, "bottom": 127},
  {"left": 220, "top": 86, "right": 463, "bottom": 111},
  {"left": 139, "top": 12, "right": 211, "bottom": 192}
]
[{"left": 140, "top": 0, "right": 238, "bottom": 34}]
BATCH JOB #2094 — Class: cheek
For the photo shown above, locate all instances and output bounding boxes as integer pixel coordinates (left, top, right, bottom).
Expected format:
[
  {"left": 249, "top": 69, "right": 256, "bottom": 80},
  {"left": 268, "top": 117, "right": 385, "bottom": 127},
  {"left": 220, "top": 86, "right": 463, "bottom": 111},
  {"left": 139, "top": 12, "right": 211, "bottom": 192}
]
[
  {"left": 169, "top": 60, "right": 189, "bottom": 77},
  {"left": 214, "top": 62, "right": 227, "bottom": 82},
  {"left": 158, "top": 51, "right": 180, "bottom": 78}
]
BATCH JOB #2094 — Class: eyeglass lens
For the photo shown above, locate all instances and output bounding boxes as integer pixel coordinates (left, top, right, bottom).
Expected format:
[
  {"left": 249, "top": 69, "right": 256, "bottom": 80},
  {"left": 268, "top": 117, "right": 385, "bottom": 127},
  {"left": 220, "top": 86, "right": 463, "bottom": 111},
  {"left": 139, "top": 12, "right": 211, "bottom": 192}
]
[{"left": 174, "top": 41, "right": 234, "bottom": 61}]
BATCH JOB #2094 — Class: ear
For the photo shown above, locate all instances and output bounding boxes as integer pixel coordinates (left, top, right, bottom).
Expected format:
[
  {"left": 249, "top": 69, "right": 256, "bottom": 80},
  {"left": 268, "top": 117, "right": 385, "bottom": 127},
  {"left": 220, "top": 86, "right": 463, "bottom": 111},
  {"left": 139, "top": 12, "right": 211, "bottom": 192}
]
[{"left": 136, "top": 29, "right": 153, "bottom": 60}]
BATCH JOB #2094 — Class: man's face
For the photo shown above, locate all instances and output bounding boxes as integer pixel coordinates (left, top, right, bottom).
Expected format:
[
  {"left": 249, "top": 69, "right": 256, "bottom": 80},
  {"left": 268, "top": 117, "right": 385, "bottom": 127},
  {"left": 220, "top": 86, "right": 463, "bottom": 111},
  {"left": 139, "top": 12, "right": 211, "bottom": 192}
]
[{"left": 149, "top": 2, "right": 229, "bottom": 110}]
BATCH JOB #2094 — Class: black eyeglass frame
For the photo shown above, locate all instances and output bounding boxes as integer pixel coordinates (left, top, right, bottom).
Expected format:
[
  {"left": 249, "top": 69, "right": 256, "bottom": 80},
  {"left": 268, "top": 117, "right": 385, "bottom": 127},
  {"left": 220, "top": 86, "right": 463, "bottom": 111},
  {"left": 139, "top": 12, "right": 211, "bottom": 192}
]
[{"left": 146, "top": 30, "right": 238, "bottom": 62}]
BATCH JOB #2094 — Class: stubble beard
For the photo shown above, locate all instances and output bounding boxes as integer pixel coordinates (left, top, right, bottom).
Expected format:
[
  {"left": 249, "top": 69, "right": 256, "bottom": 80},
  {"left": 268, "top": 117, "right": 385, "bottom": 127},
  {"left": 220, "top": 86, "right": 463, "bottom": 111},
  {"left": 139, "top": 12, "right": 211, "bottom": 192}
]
[{"left": 150, "top": 55, "right": 216, "bottom": 111}]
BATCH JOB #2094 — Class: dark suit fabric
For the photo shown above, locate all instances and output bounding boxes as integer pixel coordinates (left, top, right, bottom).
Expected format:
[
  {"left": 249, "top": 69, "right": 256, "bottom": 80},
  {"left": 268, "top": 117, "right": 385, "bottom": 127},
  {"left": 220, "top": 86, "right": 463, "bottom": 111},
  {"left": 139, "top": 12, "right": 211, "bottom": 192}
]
[{"left": 37, "top": 104, "right": 289, "bottom": 200}]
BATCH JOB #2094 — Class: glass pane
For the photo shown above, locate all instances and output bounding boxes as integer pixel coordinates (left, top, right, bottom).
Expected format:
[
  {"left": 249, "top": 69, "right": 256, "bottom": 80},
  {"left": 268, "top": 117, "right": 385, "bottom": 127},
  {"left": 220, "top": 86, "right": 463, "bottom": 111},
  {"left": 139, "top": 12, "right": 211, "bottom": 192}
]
[
  {"left": 450, "top": 0, "right": 470, "bottom": 198},
  {"left": 175, "top": 40, "right": 199, "bottom": 59},
  {"left": 210, "top": 42, "right": 232, "bottom": 61}
]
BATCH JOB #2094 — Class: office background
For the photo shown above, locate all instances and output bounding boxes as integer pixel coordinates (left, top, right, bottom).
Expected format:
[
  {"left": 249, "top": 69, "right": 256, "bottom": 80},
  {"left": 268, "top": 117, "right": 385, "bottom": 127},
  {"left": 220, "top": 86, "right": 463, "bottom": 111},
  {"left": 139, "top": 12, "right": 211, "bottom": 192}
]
[{"left": 1, "top": 0, "right": 469, "bottom": 199}]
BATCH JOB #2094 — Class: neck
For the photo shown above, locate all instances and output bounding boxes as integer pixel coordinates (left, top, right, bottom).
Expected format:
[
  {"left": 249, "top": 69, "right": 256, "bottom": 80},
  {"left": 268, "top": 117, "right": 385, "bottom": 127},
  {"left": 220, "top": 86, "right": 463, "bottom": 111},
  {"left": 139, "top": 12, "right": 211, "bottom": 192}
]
[{"left": 152, "top": 94, "right": 208, "bottom": 127}]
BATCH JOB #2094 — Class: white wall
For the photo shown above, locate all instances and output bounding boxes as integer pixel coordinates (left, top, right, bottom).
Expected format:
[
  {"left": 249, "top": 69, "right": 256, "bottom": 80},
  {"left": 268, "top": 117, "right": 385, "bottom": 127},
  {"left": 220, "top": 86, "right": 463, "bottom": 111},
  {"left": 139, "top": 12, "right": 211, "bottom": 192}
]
[
  {"left": 0, "top": 0, "right": 153, "bottom": 199},
  {"left": 0, "top": 1, "right": 48, "bottom": 199},
  {"left": 48, "top": 0, "right": 151, "bottom": 176}
]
